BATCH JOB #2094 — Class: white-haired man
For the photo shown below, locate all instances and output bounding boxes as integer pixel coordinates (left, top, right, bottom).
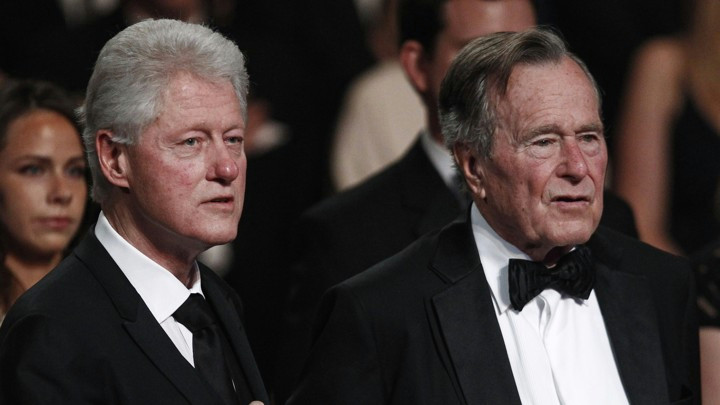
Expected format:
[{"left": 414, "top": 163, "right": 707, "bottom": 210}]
[{"left": 0, "top": 19, "right": 268, "bottom": 405}]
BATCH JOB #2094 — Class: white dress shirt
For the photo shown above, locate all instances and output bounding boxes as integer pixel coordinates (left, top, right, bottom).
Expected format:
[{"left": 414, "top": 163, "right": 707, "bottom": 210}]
[
  {"left": 471, "top": 206, "right": 629, "bottom": 404},
  {"left": 331, "top": 61, "right": 424, "bottom": 190},
  {"left": 95, "top": 212, "right": 203, "bottom": 366}
]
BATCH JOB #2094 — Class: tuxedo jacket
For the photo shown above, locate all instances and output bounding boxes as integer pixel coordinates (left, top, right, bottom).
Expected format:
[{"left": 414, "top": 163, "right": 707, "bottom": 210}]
[
  {"left": 0, "top": 229, "right": 269, "bottom": 405},
  {"left": 277, "top": 137, "right": 638, "bottom": 401},
  {"left": 288, "top": 219, "right": 699, "bottom": 405}
]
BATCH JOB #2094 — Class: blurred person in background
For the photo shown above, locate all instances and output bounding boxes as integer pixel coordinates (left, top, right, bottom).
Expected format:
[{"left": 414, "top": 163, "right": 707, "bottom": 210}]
[
  {"left": 613, "top": 1, "right": 720, "bottom": 400},
  {"left": 613, "top": 0, "right": 716, "bottom": 256},
  {"left": 330, "top": 0, "right": 425, "bottom": 190},
  {"left": 0, "top": 79, "right": 88, "bottom": 323}
]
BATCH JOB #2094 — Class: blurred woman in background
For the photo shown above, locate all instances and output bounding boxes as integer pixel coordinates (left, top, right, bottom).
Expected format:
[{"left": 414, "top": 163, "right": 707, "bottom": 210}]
[
  {"left": 613, "top": 0, "right": 719, "bottom": 256},
  {"left": 0, "top": 80, "right": 88, "bottom": 322},
  {"left": 614, "top": 0, "right": 720, "bottom": 400}
]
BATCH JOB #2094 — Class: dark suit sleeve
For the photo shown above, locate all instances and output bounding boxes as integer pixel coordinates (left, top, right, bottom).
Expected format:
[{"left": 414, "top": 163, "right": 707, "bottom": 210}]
[
  {"left": 0, "top": 314, "right": 107, "bottom": 404},
  {"left": 287, "top": 283, "right": 386, "bottom": 404}
]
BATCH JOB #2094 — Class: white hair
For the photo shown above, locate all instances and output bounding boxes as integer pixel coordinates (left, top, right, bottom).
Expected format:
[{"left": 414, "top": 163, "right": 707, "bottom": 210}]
[{"left": 78, "top": 19, "right": 249, "bottom": 203}]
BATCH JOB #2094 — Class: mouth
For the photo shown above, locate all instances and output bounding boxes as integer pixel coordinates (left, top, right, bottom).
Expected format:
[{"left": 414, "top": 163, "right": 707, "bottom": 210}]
[
  {"left": 208, "top": 196, "right": 234, "bottom": 203},
  {"left": 551, "top": 195, "right": 590, "bottom": 203},
  {"left": 37, "top": 217, "right": 74, "bottom": 230}
]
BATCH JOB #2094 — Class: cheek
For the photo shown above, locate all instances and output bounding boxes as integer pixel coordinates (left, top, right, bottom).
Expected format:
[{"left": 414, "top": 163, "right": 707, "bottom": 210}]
[
  {"left": 70, "top": 181, "right": 88, "bottom": 214},
  {"left": 590, "top": 156, "right": 608, "bottom": 181},
  {"left": 0, "top": 183, "right": 37, "bottom": 236},
  {"left": 143, "top": 159, "right": 197, "bottom": 196}
]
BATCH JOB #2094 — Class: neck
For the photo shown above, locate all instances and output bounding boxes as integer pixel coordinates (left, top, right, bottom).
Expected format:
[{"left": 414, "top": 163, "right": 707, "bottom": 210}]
[
  {"left": 103, "top": 201, "right": 202, "bottom": 287},
  {"left": 540, "top": 246, "right": 573, "bottom": 266},
  {"left": 476, "top": 204, "right": 573, "bottom": 263},
  {"left": 517, "top": 244, "right": 572, "bottom": 264}
]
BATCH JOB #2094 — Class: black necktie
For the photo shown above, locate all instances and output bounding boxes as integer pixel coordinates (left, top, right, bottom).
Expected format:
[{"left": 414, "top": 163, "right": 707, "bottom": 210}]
[
  {"left": 173, "top": 293, "right": 238, "bottom": 404},
  {"left": 508, "top": 245, "right": 595, "bottom": 311}
]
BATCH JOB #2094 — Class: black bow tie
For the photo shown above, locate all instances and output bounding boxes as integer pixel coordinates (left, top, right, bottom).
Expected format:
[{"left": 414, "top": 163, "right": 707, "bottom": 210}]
[{"left": 508, "top": 245, "right": 595, "bottom": 311}]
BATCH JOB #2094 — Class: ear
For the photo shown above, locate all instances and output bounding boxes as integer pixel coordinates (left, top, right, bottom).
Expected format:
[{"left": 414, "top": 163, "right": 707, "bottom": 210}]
[
  {"left": 96, "top": 130, "right": 130, "bottom": 189},
  {"left": 453, "top": 143, "right": 486, "bottom": 200},
  {"left": 399, "top": 40, "right": 430, "bottom": 94}
]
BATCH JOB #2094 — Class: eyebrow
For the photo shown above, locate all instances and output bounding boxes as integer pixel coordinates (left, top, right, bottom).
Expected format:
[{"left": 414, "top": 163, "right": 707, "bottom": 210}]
[{"left": 15, "top": 155, "right": 86, "bottom": 165}]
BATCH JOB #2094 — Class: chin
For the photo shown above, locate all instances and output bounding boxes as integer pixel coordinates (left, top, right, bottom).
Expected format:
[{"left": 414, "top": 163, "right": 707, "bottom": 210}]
[
  {"left": 197, "top": 228, "right": 237, "bottom": 247},
  {"left": 546, "top": 222, "right": 595, "bottom": 246}
]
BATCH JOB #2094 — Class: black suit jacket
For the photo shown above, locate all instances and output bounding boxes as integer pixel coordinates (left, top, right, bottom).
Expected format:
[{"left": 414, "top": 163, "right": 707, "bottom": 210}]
[
  {"left": 0, "top": 229, "right": 269, "bottom": 404},
  {"left": 288, "top": 220, "right": 699, "bottom": 404},
  {"left": 277, "top": 137, "right": 638, "bottom": 400}
]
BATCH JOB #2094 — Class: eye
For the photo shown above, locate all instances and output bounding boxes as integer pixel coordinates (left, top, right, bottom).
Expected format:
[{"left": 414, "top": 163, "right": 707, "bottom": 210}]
[
  {"left": 19, "top": 164, "right": 44, "bottom": 176},
  {"left": 183, "top": 138, "right": 199, "bottom": 146},
  {"left": 533, "top": 138, "right": 555, "bottom": 147},
  {"left": 67, "top": 164, "right": 87, "bottom": 178},
  {"left": 225, "top": 136, "right": 243, "bottom": 145},
  {"left": 578, "top": 133, "right": 599, "bottom": 143}
]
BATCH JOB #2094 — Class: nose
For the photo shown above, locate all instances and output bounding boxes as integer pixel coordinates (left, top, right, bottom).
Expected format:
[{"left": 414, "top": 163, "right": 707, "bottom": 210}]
[
  {"left": 48, "top": 173, "right": 73, "bottom": 205},
  {"left": 208, "top": 144, "right": 241, "bottom": 183},
  {"left": 559, "top": 139, "right": 588, "bottom": 180}
]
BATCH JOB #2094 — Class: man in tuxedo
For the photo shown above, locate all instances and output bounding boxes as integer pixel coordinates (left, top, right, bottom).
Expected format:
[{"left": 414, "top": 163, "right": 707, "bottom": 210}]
[
  {"left": 278, "top": 0, "right": 636, "bottom": 399},
  {"left": 0, "top": 19, "right": 268, "bottom": 404},
  {"left": 288, "top": 28, "right": 698, "bottom": 404}
]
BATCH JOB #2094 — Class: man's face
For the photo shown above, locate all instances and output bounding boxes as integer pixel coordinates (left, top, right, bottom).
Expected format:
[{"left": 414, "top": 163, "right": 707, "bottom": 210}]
[
  {"left": 423, "top": 0, "right": 535, "bottom": 136},
  {"left": 475, "top": 58, "right": 607, "bottom": 260},
  {"left": 120, "top": 73, "right": 246, "bottom": 252}
]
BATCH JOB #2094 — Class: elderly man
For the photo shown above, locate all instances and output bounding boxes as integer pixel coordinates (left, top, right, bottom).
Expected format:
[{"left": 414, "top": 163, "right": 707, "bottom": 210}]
[
  {"left": 279, "top": 0, "right": 637, "bottom": 400},
  {"left": 288, "top": 29, "right": 698, "bottom": 404},
  {"left": 0, "top": 19, "right": 268, "bottom": 405}
]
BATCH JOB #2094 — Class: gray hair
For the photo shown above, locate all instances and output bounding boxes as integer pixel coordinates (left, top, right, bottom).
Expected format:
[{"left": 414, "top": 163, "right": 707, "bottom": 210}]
[
  {"left": 438, "top": 27, "right": 601, "bottom": 158},
  {"left": 78, "top": 19, "right": 249, "bottom": 203}
]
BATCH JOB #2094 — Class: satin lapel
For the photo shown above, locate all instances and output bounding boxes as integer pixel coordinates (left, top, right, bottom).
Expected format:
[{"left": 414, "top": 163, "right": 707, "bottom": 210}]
[
  {"left": 201, "top": 270, "right": 269, "bottom": 404},
  {"left": 74, "top": 229, "right": 222, "bottom": 405},
  {"left": 397, "top": 138, "right": 461, "bottom": 237},
  {"left": 590, "top": 234, "right": 670, "bottom": 405},
  {"left": 428, "top": 221, "right": 521, "bottom": 405}
]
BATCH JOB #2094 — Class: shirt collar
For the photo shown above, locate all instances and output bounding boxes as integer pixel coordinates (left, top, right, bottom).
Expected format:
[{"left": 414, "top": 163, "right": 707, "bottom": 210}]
[
  {"left": 94, "top": 211, "right": 203, "bottom": 324},
  {"left": 470, "top": 205, "right": 530, "bottom": 314},
  {"left": 420, "top": 128, "right": 456, "bottom": 189}
]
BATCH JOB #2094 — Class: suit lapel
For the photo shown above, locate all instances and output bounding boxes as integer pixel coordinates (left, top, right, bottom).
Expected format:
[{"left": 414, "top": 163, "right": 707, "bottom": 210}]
[
  {"left": 589, "top": 231, "right": 670, "bottom": 405},
  {"left": 426, "top": 222, "right": 672, "bottom": 404},
  {"left": 398, "top": 138, "right": 462, "bottom": 237},
  {"left": 74, "top": 230, "right": 224, "bottom": 405},
  {"left": 428, "top": 221, "right": 522, "bottom": 405},
  {"left": 200, "top": 268, "right": 269, "bottom": 404}
]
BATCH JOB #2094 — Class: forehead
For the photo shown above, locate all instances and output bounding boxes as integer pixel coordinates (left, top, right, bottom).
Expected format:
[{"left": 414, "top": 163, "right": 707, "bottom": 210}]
[
  {"left": 159, "top": 73, "right": 235, "bottom": 113},
  {"left": 3, "top": 110, "right": 81, "bottom": 155},
  {"left": 496, "top": 58, "right": 601, "bottom": 134},
  {"left": 143, "top": 73, "right": 243, "bottom": 138},
  {"left": 442, "top": 0, "right": 535, "bottom": 41}
]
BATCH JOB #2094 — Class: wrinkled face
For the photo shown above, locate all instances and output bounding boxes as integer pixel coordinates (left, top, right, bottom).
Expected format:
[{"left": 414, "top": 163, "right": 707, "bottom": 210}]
[
  {"left": 476, "top": 58, "right": 606, "bottom": 259},
  {"left": 120, "top": 74, "right": 246, "bottom": 252},
  {"left": 425, "top": 0, "right": 535, "bottom": 107},
  {"left": 0, "top": 110, "right": 87, "bottom": 257}
]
